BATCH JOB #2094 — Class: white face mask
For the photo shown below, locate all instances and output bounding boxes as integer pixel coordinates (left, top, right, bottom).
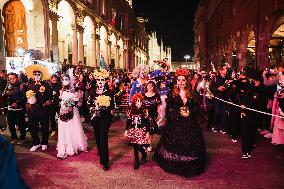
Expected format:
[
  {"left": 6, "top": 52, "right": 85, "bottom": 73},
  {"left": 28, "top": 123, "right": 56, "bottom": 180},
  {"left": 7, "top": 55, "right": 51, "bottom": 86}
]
[
  {"left": 34, "top": 72, "right": 42, "bottom": 82},
  {"left": 135, "top": 98, "right": 142, "bottom": 109},
  {"left": 62, "top": 76, "right": 70, "bottom": 86},
  {"left": 97, "top": 77, "right": 106, "bottom": 89}
]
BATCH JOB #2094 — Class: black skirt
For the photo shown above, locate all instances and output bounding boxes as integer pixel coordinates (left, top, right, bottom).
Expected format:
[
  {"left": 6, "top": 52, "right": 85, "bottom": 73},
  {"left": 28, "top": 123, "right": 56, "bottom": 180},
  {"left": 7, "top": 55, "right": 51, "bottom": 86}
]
[{"left": 154, "top": 121, "right": 206, "bottom": 177}]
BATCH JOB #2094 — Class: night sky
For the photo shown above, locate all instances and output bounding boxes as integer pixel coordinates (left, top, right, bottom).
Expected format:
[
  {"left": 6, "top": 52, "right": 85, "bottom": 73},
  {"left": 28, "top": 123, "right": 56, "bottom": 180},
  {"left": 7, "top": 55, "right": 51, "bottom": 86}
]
[{"left": 133, "top": 0, "right": 200, "bottom": 62}]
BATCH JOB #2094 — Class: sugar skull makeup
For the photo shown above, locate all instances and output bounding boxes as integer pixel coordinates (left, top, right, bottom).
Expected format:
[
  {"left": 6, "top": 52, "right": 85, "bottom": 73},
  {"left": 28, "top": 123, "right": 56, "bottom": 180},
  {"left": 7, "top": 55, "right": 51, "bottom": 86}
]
[
  {"left": 96, "top": 76, "right": 106, "bottom": 89},
  {"left": 135, "top": 98, "right": 142, "bottom": 109},
  {"left": 33, "top": 71, "right": 42, "bottom": 82},
  {"left": 62, "top": 76, "right": 70, "bottom": 86}
]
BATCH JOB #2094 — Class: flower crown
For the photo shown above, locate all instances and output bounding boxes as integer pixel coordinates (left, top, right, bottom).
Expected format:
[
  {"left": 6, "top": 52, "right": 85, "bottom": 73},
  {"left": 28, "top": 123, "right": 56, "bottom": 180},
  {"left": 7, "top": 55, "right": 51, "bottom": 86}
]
[
  {"left": 154, "top": 60, "right": 170, "bottom": 69},
  {"left": 175, "top": 68, "right": 189, "bottom": 77},
  {"left": 131, "top": 93, "right": 144, "bottom": 104},
  {"left": 92, "top": 69, "right": 110, "bottom": 79}
]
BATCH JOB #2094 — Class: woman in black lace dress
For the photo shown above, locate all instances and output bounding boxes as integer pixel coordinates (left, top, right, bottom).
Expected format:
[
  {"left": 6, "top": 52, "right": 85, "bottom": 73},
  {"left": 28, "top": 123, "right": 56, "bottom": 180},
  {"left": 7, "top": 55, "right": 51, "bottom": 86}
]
[{"left": 154, "top": 68, "right": 206, "bottom": 177}]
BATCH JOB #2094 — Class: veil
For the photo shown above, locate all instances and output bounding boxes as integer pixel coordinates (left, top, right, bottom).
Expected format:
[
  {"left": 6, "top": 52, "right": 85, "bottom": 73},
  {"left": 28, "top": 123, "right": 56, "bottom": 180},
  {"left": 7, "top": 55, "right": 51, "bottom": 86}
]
[{"left": 66, "top": 68, "right": 75, "bottom": 90}]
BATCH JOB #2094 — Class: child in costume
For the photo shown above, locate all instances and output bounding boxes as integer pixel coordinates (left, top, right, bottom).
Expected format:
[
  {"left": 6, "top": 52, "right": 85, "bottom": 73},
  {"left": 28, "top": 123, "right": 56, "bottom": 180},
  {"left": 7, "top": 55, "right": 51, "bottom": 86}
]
[{"left": 124, "top": 93, "right": 150, "bottom": 170}]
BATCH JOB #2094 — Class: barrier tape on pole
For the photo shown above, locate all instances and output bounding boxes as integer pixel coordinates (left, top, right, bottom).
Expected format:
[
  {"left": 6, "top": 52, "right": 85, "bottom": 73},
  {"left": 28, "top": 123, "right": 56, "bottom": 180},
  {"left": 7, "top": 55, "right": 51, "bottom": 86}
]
[{"left": 204, "top": 88, "right": 284, "bottom": 119}]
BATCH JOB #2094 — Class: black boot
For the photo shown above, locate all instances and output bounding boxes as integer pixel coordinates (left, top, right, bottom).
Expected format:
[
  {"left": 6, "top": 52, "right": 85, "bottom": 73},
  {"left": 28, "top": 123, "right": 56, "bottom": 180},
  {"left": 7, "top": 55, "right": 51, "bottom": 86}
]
[
  {"left": 134, "top": 161, "right": 139, "bottom": 170},
  {"left": 140, "top": 151, "right": 147, "bottom": 165}
]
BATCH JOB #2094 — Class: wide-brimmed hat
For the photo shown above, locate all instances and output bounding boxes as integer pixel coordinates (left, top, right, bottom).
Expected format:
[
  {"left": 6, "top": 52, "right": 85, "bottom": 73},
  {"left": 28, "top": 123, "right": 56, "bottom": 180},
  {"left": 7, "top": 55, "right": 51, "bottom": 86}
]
[{"left": 25, "top": 64, "right": 51, "bottom": 80}]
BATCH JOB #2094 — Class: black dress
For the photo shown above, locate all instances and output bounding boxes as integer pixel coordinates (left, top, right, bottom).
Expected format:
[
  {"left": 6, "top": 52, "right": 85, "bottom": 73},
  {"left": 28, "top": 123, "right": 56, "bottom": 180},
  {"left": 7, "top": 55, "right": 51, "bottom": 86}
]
[
  {"left": 144, "top": 93, "right": 162, "bottom": 134},
  {"left": 154, "top": 94, "right": 206, "bottom": 177}
]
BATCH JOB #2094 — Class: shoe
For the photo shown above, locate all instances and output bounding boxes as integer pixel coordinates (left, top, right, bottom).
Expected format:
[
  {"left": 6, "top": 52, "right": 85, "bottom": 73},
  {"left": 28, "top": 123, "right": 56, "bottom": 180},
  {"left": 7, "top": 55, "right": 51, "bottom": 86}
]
[
  {"left": 211, "top": 128, "right": 218, "bottom": 133},
  {"left": 17, "top": 139, "right": 25, "bottom": 145},
  {"left": 10, "top": 139, "right": 17, "bottom": 145},
  {"left": 140, "top": 153, "right": 147, "bottom": 165},
  {"left": 220, "top": 130, "right": 226, "bottom": 134},
  {"left": 41, "top": 145, "right": 48, "bottom": 151},
  {"left": 241, "top": 154, "right": 249, "bottom": 159},
  {"left": 103, "top": 165, "right": 109, "bottom": 171},
  {"left": 30, "top": 144, "right": 41, "bottom": 152},
  {"left": 133, "top": 162, "right": 139, "bottom": 170},
  {"left": 50, "top": 131, "right": 57, "bottom": 137},
  {"left": 247, "top": 153, "right": 252, "bottom": 158},
  {"left": 147, "top": 146, "right": 152, "bottom": 152},
  {"left": 232, "top": 139, "right": 238, "bottom": 143},
  {"left": 264, "top": 133, "right": 272, "bottom": 138}
]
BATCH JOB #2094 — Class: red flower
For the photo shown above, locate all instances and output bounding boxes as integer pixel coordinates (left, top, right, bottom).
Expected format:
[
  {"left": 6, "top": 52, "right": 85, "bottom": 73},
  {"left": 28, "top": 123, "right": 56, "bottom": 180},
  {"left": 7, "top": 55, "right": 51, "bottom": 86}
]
[
  {"left": 175, "top": 68, "right": 189, "bottom": 77},
  {"left": 131, "top": 93, "right": 144, "bottom": 103}
]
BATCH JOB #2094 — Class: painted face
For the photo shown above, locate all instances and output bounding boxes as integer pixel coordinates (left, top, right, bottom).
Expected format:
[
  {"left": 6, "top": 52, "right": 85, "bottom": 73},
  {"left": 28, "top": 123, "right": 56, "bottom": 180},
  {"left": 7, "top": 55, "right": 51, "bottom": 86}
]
[
  {"left": 135, "top": 98, "right": 142, "bottom": 109},
  {"left": 33, "top": 72, "right": 42, "bottom": 82},
  {"left": 62, "top": 76, "right": 70, "bottom": 86},
  {"left": 177, "top": 75, "right": 186, "bottom": 88},
  {"left": 96, "top": 76, "right": 106, "bottom": 89},
  {"left": 147, "top": 82, "right": 154, "bottom": 92},
  {"left": 139, "top": 72, "right": 144, "bottom": 79}
]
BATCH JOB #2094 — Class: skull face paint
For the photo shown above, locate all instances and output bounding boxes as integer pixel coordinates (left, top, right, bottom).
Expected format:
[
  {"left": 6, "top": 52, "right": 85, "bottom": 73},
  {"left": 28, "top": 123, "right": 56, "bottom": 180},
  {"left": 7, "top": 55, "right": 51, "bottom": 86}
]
[
  {"left": 33, "top": 72, "right": 42, "bottom": 82},
  {"left": 135, "top": 98, "right": 142, "bottom": 109},
  {"left": 96, "top": 76, "right": 106, "bottom": 89},
  {"left": 62, "top": 76, "right": 70, "bottom": 86}
]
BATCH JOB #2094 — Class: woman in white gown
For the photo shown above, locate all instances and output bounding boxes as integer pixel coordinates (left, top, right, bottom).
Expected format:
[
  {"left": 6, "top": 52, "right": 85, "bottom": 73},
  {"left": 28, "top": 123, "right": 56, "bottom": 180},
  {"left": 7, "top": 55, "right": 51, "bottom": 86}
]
[{"left": 57, "top": 74, "right": 88, "bottom": 159}]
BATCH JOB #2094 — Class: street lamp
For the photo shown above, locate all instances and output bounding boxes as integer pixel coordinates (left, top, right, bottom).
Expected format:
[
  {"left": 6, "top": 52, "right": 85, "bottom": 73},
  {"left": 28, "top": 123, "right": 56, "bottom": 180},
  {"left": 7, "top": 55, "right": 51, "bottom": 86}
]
[{"left": 184, "top": 55, "right": 191, "bottom": 62}]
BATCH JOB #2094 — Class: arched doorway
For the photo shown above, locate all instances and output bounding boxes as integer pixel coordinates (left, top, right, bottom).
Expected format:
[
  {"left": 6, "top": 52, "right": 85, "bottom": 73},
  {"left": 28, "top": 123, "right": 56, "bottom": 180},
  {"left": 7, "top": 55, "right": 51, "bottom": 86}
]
[
  {"left": 83, "top": 16, "right": 94, "bottom": 66},
  {"left": 3, "top": 0, "right": 27, "bottom": 56},
  {"left": 57, "top": 0, "right": 75, "bottom": 64},
  {"left": 1, "top": 0, "right": 46, "bottom": 57},
  {"left": 110, "top": 33, "right": 117, "bottom": 68},
  {"left": 99, "top": 25, "right": 107, "bottom": 65},
  {"left": 118, "top": 38, "right": 124, "bottom": 68},
  {"left": 269, "top": 24, "right": 284, "bottom": 65},
  {"left": 246, "top": 30, "right": 256, "bottom": 68}
]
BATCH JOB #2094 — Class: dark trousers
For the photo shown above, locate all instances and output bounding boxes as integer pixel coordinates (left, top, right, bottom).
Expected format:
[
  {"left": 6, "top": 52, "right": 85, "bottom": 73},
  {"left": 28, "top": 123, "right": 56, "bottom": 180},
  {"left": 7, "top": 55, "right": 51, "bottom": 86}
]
[
  {"left": 91, "top": 117, "right": 111, "bottom": 166},
  {"left": 241, "top": 114, "right": 258, "bottom": 154},
  {"left": 228, "top": 106, "right": 240, "bottom": 139},
  {"left": 133, "top": 144, "right": 146, "bottom": 162},
  {"left": 206, "top": 104, "right": 214, "bottom": 129},
  {"left": 7, "top": 110, "right": 26, "bottom": 140},
  {"left": 29, "top": 111, "right": 49, "bottom": 145},
  {"left": 213, "top": 100, "right": 226, "bottom": 131},
  {"left": 49, "top": 105, "right": 59, "bottom": 132}
]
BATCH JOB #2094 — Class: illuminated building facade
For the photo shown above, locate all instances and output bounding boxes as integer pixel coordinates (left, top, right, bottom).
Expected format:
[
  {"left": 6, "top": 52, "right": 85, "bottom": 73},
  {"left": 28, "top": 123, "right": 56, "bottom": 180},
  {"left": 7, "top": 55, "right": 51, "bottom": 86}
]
[
  {"left": 194, "top": 0, "right": 284, "bottom": 70},
  {"left": 0, "top": 0, "right": 149, "bottom": 70},
  {"left": 148, "top": 31, "right": 171, "bottom": 70}
]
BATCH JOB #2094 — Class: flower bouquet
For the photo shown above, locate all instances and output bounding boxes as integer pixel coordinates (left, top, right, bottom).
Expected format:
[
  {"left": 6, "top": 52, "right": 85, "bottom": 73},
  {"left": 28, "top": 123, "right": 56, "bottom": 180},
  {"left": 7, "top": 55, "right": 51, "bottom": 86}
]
[
  {"left": 59, "top": 99, "right": 75, "bottom": 122},
  {"left": 91, "top": 95, "right": 111, "bottom": 119},
  {"left": 26, "top": 90, "right": 36, "bottom": 104}
]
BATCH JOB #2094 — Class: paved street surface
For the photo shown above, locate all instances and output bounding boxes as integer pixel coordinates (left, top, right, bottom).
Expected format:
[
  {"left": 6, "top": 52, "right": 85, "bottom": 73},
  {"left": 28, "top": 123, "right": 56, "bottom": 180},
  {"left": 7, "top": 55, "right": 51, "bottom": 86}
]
[{"left": 5, "top": 116, "right": 284, "bottom": 189}]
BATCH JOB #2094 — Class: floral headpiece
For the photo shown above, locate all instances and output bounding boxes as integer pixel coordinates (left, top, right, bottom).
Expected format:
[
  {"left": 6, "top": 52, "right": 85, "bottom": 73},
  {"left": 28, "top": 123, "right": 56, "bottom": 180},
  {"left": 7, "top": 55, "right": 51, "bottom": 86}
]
[
  {"left": 154, "top": 60, "right": 170, "bottom": 69},
  {"left": 175, "top": 68, "right": 189, "bottom": 77},
  {"left": 131, "top": 64, "right": 150, "bottom": 78},
  {"left": 26, "top": 90, "right": 36, "bottom": 99},
  {"left": 92, "top": 68, "right": 110, "bottom": 79},
  {"left": 131, "top": 93, "right": 144, "bottom": 104}
]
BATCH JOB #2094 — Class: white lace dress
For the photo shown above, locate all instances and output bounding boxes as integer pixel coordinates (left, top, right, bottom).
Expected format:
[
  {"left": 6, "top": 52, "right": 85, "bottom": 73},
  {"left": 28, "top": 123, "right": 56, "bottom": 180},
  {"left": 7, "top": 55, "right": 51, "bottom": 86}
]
[{"left": 57, "top": 90, "right": 88, "bottom": 158}]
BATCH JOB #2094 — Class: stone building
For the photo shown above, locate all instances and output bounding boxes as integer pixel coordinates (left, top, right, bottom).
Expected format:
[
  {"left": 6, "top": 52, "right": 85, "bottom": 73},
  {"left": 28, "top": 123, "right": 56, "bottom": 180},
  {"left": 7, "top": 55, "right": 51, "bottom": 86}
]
[
  {"left": 148, "top": 31, "right": 171, "bottom": 70},
  {"left": 194, "top": 0, "right": 284, "bottom": 70},
  {"left": 0, "top": 0, "right": 149, "bottom": 70}
]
